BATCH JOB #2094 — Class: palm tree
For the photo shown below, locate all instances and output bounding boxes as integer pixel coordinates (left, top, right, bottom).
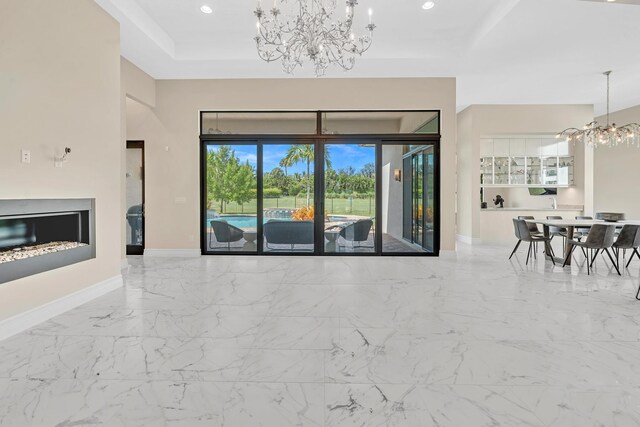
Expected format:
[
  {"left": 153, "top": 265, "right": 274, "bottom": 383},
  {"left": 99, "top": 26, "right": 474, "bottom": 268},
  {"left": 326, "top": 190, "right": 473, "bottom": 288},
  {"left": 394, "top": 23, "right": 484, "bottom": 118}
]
[
  {"left": 281, "top": 145, "right": 331, "bottom": 207},
  {"left": 279, "top": 158, "right": 288, "bottom": 176}
]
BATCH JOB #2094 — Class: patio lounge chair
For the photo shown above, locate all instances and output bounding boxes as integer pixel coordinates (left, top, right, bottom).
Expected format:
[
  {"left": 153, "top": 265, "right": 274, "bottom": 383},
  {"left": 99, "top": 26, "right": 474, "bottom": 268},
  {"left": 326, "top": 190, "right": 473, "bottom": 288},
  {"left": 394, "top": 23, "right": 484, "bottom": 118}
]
[
  {"left": 210, "top": 219, "right": 245, "bottom": 250},
  {"left": 338, "top": 218, "right": 373, "bottom": 249}
]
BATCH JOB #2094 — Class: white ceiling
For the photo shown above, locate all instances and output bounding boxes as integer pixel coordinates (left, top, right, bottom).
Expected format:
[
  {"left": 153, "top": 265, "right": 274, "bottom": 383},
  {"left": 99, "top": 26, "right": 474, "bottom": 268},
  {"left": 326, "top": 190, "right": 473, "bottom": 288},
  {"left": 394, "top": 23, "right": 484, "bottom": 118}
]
[{"left": 97, "top": 0, "right": 640, "bottom": 114}]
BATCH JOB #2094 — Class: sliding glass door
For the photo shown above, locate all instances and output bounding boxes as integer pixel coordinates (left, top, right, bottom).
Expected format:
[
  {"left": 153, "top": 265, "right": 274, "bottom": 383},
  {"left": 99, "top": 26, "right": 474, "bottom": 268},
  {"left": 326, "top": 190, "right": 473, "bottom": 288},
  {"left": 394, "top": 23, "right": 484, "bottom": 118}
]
[
  {"left": 262, "top": 143, "right": 315, "bottom": 253},
  {"left": 323, "top": 143, "right": 376, "bottom": 253},
  {"left": 201, "top": 136, "right": 439, "bottom": 256},
  {"left": 382, "top": 144, "right": 436, "bottom": 254},
  {"left": 204, "top": 143, "right": 258, "bottom": 253}
]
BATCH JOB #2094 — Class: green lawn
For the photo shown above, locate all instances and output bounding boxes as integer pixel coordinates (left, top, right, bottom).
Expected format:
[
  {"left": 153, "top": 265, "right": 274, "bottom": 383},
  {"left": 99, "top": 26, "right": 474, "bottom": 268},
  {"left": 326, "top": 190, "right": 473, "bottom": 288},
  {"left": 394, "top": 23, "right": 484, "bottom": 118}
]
[{"left": 212, "top": 196, "right": 376, "bottom": 216}]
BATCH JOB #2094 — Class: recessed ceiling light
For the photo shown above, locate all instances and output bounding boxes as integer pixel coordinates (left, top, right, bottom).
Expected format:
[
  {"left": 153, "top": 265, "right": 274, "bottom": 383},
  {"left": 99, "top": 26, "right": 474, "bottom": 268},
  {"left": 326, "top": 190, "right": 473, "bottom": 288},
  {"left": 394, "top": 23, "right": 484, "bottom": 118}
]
[
  {"left": 422, "top": 1, "right": 435, "bottom": 10},
  {"left": 200, "top": 5, "right": 213, "bottom": 14}
]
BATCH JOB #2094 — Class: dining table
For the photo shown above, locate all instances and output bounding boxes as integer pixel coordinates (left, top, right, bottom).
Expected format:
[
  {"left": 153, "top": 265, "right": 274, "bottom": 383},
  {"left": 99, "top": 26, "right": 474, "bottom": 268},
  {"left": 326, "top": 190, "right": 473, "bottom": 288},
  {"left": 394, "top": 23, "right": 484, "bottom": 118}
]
[{"left": 525, "top": 218, "right": 640, "bottom": 266}]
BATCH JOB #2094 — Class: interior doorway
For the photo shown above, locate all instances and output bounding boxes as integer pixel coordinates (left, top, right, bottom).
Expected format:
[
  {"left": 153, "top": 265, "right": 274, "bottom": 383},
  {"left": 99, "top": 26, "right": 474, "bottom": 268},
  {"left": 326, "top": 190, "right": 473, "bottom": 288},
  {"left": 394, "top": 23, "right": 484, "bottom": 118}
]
[{"left": 126, "top": 141, "right": 145, "bottom": 255}]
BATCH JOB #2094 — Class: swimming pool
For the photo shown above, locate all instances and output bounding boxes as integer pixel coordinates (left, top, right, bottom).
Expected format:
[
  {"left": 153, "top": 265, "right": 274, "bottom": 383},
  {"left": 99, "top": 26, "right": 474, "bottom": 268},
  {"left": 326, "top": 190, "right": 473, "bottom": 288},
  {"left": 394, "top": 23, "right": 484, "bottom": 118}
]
[{"left": 208, "top": 214, "right": 359, "bottom": 229}]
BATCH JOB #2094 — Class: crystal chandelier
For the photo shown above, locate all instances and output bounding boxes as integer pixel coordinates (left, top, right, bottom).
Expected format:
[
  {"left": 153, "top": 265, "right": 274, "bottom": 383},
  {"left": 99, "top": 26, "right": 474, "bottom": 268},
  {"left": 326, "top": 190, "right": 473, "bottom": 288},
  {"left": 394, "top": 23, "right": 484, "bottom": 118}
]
[
  {"left": 254, "top": 0, "right": 376, "bottom": 77},
  {"left": 557, "top": 71, "right": 640, "bottom": 148}
]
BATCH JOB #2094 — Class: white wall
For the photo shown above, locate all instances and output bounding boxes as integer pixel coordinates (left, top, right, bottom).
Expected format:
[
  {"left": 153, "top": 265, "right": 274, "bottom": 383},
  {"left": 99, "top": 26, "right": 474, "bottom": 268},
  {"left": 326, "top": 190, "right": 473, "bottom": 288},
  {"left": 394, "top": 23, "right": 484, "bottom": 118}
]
[
  {"left": 381, "top": 145, "right": 404, "bottom": 239},
  {"left": 0, "top": 0, "right": 121, "bottom": 321},
  {"left": 594, "top": 104, "right": 640, "bottom": 219},
  {"left": 130, "top": 78, "right": 457, "bottom": 251}
]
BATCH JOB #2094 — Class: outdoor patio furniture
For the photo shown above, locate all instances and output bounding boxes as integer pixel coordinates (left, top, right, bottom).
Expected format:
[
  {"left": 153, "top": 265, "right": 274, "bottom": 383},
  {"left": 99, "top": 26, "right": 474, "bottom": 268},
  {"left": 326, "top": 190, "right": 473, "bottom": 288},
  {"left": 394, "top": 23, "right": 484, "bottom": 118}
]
[
  {"left": 210, "top": 219, "right": 245, "bottom": 250},
  {"left": 338, "top": 218, "right": 373, "bottom": 249},
  {"left": 263, "top": 220, "right": 314, "bottom": 250}
]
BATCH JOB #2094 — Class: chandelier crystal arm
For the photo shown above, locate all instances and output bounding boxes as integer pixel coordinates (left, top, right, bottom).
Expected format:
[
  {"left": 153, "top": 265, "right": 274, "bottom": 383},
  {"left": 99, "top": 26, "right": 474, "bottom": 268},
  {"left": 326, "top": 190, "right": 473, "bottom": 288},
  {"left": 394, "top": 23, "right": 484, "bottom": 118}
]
[{"left": 557, "top": 71, "right": 640, "bottom": 148}]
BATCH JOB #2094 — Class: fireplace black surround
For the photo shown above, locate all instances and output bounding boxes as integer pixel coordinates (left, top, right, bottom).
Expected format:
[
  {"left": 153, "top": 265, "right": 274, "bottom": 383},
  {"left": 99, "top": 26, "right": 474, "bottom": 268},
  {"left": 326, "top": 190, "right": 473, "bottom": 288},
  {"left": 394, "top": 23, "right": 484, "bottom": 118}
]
[{"left": 0, "top": 199, "right": 95, "bottom": 284}]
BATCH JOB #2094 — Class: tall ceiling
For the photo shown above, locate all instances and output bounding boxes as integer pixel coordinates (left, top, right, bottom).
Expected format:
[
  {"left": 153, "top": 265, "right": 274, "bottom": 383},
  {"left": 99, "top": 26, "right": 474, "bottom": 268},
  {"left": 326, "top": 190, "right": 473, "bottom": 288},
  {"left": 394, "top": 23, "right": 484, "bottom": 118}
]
[{"left": 96, "top": 0, "right": 640, "bottom": 114}]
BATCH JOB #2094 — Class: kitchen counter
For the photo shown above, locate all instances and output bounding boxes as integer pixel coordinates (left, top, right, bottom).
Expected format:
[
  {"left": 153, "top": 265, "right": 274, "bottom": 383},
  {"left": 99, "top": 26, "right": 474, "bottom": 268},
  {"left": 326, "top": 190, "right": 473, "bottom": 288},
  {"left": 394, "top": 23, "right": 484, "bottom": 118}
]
[
  {"left": 476, "top": 207, "right": 583, "bottom": 244},
  {"left": 481, "top": 207, "right": 583, "bottom": 212}
]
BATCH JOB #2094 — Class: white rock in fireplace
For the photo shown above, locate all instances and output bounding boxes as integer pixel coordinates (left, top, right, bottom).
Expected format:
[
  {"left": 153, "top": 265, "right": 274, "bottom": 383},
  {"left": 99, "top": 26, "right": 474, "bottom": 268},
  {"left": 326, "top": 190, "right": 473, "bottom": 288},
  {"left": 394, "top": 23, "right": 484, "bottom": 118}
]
[{"left": 0, "top": 241, "right": 88, "bottom": 264}]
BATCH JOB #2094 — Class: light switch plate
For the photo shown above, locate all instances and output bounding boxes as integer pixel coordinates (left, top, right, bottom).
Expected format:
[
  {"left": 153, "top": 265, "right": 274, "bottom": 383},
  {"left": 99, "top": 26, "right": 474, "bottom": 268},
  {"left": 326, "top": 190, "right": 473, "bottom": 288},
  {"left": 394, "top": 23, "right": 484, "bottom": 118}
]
[{"left": 21, "top": 149, "right": 30, "bottom": 164}]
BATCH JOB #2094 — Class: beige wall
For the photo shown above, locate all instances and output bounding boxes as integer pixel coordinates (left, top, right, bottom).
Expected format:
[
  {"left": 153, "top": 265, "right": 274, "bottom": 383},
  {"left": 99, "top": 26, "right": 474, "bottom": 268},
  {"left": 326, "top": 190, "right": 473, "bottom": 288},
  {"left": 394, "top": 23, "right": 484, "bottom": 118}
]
[
  {"left": 0, "top": 0, "right": 121, "bottom": 320},
  {"left": 594, "top": 104, "right": 640, "bottom": 219},
  {"left": 129, "top": 78, "right": 457, "bottom": 251},
  {"left": 456, "top": 105, "right": 594, "bottom": 242}
]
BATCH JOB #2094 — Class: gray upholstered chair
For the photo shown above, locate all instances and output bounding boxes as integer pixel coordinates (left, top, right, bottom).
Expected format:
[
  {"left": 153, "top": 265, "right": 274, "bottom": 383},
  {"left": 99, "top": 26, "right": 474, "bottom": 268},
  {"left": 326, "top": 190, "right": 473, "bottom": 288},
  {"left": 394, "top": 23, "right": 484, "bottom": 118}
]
[
  {"left": 339, "top": 219, "right": 373, "bottom": 249},
  {"left": 210, "top": 219, "right": 245, "bottom": 250},
  {"left": 612, "top": 224, "right": 640, "bottom": 270},
  {"left": 517, "top": 216, "right": 543, "bottom": 236},
  {"left": 510, "top": 219, "right": 555, "bottom": 265},
  {"left": 563, "top": 223, "right": 619, "bottom": 275},
  {"left": 546, "top": 215, "right": 567, "bottom": 246},
  {"left": 574, "top": 216, "right": 592, "bottom": 242}
]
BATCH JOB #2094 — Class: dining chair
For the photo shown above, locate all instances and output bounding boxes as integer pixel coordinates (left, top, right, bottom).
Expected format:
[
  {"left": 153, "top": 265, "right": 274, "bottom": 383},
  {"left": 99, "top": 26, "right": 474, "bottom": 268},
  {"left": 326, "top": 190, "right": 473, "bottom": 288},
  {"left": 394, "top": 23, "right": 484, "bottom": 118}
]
[
  {"left": 546, "top": 215, "right": 567, "bottom": 247},
  {"left": 510, "top": 219, "right": 555, "bottom": 265},
  {"left": 518, "top": 216, "right": 542, "bottom": 253},
  {"left": 574, "top": 216, "right": 592, "bottom": 241},
  {"left": 563, "top": 223, "right": 619, "bottom": 275},
  {"left": 612, "top": 224, "right": 640, "bottom": 270}
]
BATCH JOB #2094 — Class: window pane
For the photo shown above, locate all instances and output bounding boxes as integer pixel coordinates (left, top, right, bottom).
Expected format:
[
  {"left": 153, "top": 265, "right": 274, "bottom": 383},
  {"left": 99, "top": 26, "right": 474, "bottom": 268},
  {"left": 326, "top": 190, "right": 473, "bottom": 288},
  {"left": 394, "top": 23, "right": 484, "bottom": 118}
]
[
  {"left": 205, "top": 144, "right": 258, "bottom": 252},
  {"left": 324, "top": 144, "right": 376, "bottom": 253},
  {"left": 202, "top": 112, "right": 317, "bottom": 135},
  {"left": 322, "top": 111, "right": 438, "bottom": 135},
  {"left": 263, "top": 144, "right": 315, "bottom": 252}
]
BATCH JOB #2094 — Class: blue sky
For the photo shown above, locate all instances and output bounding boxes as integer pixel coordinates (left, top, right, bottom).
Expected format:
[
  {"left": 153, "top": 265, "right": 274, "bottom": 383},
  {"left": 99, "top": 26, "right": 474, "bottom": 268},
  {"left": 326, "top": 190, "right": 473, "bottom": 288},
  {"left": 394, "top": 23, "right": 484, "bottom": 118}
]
[{"left": 208, "top": 144, "right": 374, "bottom": 174}]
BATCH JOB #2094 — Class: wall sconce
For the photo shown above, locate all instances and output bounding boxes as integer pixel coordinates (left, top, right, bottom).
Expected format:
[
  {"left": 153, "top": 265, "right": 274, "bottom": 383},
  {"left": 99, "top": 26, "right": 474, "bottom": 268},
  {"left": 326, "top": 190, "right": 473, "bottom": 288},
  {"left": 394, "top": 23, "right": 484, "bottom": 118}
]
[{"left": 394, "top": 169, "right": 402, "bottom": 182}]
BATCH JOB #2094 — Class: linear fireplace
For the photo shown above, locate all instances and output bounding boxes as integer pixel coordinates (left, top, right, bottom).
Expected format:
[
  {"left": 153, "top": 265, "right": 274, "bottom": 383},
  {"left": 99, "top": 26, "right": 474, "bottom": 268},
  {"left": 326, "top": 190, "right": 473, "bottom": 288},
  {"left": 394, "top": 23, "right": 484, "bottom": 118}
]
[{"left": 0, "top": 199, "right": 95, "bottom": 284}]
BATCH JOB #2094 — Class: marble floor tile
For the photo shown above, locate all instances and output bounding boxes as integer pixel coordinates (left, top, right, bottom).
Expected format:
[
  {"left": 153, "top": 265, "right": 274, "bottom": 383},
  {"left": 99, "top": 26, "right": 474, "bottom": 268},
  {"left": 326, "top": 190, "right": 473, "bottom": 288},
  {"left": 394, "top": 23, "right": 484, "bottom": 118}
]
[
  {"left": 0, "top": 378, "right": 232, "bottom": 427},
  {"left": 237, "top": 349, "right": 325, "bottom": 383},
  {"left": 223, "top": 382, "right": 324, "bottom": 426},
  {"left": 253, "top": 316, "right": 339, "bottom": 350},
  {"left": 0, "top": 243, "right": 639, "bottom": 425},
  {"left": 324, "top": 384, "right": 544, "bottom": 426}
]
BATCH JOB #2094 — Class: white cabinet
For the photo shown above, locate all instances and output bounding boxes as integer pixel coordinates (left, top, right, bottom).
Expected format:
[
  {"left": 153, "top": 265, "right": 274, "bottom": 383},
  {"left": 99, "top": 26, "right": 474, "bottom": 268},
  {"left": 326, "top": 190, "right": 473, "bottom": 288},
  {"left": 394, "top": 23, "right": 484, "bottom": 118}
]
[
  {"left": 540, "top": 139, "right": 558, "bottom": 156},
  {"left": 493, "top": 139, "right": 510, "bottom": 156},
  {"left": 557, "top": 139, "right": 570, "bottom": 156},
  {"left": 525, "top": 139, "right": 541, "bottom": 156},
  {"left": 480, "top": 139, "right": 493, "bottom": 157},
  {"left": 509, "top": 139, "right": 526, "bottom": 155}
]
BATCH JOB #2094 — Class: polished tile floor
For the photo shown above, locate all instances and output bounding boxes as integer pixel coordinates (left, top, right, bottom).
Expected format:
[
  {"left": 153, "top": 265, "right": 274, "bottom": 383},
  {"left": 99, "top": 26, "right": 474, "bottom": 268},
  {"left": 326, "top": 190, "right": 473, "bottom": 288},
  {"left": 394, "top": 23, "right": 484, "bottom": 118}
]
[{"left": 1, "top": 244, "right": 640, "bottom": 426}]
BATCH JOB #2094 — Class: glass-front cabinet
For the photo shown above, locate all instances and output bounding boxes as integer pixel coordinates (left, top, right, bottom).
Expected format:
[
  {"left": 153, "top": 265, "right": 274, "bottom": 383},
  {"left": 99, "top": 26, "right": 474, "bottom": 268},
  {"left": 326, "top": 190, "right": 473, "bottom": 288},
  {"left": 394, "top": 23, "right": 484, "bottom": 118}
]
[
  {"left": 479, "top": 136, "right": 574, "bottom": 187},
  {"left": 558, "top": 156, "right": 574, "bottom": 186},
  {"left": 526, "top": 157, "right": 541, "bottom": 185},
  {"left": 481, "top": 155, "right": 572, "bottom": 187},
  {"left": 480, "top": 157, "right": 493, "bottom": 185},
  {"left": 542, "top": 157, "right": 558, "bottom": 186},
  {"left": 509, "top": 157, "right": 526, "bottom": 185},
  {"left": 494, "top": 157, "right": 509, "bottom": 185}
]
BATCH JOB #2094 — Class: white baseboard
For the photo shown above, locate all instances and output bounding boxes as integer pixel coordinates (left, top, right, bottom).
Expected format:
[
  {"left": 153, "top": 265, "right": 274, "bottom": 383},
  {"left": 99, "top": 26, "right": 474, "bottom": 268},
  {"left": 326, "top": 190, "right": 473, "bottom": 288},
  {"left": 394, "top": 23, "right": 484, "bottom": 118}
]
[
  {"left": 456, "top": 234, "right": 481, "bottom": 245},
  {"left": 144, "top": 249, "right": 201, "bottom": 257},
  {"left": 120, "top": 258, "right": 129, "bottom": 270},
  {"left": 438, "top": 250, "right": 457, "bottom": 259},
  {"left": 0, "top": 275, "right": 123, "bottom": 342}
]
